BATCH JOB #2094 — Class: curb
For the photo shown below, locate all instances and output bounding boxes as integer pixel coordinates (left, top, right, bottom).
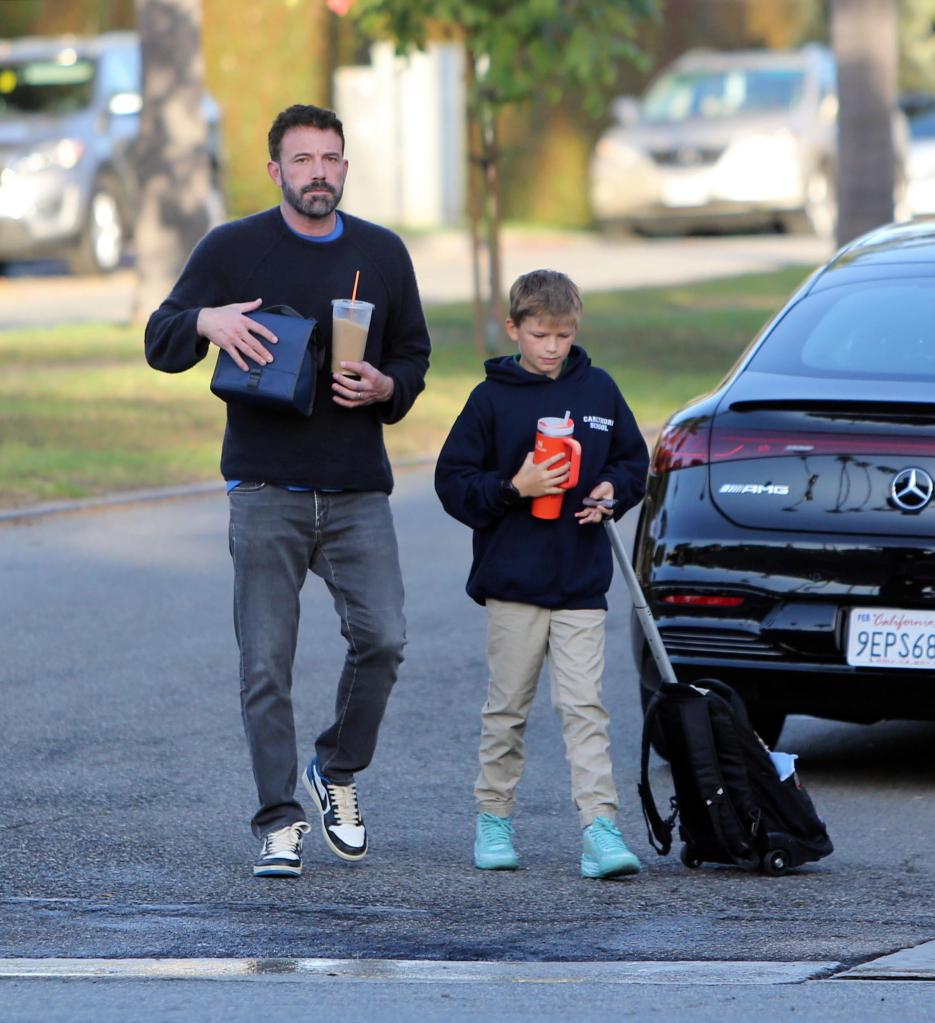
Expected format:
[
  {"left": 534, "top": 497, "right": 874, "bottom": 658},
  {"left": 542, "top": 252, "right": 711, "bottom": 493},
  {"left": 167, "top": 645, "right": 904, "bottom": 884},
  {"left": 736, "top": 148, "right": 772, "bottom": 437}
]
[
  {"left": 0, "top": 456, "right": 439, "bottom": 524},
  {"left": 0, "top": 431, "right": 660, "bottom": 525}
]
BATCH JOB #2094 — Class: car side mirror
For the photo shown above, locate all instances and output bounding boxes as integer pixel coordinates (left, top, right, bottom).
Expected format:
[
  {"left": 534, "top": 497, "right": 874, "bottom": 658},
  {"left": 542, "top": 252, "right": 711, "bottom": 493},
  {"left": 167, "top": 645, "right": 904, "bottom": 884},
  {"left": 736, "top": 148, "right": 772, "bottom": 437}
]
[{"left": 612, "top": 96, "right": 640, "bottom": 128}]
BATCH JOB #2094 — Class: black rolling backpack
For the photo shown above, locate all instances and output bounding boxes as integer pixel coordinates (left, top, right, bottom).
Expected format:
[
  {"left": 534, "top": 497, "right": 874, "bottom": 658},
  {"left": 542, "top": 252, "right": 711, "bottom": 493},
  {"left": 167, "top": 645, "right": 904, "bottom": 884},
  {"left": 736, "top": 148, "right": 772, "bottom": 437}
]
[
  {"left": 638, "top": 679, "right": 833, "bottom": 875},
  {"left": 602, "top": 519, "right": 833, "bottom": 876}
]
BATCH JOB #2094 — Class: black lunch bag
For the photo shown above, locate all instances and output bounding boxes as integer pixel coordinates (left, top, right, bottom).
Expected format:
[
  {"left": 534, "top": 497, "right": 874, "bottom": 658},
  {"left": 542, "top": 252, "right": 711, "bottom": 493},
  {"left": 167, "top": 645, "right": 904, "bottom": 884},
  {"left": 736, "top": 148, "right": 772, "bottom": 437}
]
[
  {"left": 638, "top": 678, "right": 834, "bottom": 875},
  {"left": 210, "top": 304, "right": 323, "bottom": 417}
]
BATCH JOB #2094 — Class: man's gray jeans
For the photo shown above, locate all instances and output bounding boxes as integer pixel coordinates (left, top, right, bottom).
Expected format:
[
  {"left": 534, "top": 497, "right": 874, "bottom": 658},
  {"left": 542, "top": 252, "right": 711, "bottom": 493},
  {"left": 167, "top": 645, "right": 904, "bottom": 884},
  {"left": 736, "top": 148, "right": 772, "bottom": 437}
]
[{"left": 228, "top": 484, "right": 406, "bottom": 838}]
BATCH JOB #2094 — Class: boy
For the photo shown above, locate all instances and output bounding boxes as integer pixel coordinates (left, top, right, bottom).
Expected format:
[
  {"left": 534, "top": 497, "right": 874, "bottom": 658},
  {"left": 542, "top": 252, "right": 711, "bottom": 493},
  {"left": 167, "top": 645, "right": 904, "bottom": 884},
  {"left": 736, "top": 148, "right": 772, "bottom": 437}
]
[{"left": 435, "top": 269, "right": 649, "bottom": 879}]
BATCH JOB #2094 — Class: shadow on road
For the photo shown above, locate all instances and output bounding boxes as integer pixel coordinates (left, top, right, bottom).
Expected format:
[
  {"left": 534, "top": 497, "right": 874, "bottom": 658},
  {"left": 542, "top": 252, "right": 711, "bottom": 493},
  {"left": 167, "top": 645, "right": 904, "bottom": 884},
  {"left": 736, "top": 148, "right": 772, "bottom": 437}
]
[{"left": 787, "top": 717, "right": 935, "bottom": 783}]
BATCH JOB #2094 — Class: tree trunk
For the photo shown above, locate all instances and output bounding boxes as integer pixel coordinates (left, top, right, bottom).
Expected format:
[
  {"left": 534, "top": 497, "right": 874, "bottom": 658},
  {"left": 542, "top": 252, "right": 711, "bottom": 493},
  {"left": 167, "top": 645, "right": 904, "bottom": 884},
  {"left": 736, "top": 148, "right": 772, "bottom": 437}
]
[
  {"left": 132, "top": 0, "right": 213, "bottom": 322},
  {"left": 481, "top": 104, "right": 504, "bottom": 355},
  {"left": 465, "top": 53, "right": 486, "bottom": 359},
  {"left": 831, "top": 0, "right": 898, "bottom": 247},
  {"left": 464, "top": 52, "right": 506, "bottom": 359}
]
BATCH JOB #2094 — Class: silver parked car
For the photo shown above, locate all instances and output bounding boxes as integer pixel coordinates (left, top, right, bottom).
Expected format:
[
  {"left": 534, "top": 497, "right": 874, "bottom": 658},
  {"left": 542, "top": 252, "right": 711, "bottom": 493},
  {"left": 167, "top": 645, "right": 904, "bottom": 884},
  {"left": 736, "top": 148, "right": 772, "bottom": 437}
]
[
  {"left": 904, "top": 105, "right": 935, "bottom": 216},
  {"left": 0, "top": 31, "right": 223, "bottom": 274},
  {"left": 590, "top": 45, "right": 840, "bottom": 237}
]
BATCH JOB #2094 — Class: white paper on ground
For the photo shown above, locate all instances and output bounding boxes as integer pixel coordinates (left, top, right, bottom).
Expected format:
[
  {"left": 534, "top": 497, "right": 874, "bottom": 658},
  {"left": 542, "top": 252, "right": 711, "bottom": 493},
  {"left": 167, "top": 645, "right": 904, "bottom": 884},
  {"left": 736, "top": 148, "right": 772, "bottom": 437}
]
[{"left": 768, "top": 750, "right": 798, "bottom": 781}]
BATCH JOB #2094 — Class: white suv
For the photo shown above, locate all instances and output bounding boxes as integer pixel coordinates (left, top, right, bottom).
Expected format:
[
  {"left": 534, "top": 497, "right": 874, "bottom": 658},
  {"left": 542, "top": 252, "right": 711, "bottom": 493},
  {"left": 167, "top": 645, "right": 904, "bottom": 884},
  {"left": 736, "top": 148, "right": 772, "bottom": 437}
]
[{"left": 590, "top": 45, "right": 841, "bottom": 237}]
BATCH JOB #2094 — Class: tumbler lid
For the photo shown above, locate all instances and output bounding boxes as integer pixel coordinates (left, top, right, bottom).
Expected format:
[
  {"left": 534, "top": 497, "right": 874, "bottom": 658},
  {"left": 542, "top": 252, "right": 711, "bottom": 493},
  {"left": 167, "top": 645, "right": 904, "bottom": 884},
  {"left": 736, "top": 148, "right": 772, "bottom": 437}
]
[{"left": 537, "top": 416, "right": 574, "bottom": 437}]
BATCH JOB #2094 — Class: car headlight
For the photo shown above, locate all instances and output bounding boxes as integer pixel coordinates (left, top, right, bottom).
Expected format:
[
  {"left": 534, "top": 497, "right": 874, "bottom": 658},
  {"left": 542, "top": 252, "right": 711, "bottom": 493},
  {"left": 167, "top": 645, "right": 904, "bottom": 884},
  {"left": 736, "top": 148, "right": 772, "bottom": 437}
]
[
  {"left": 714, "top": 129, "right": 802, "bottom": 202},
  {"left": 9, "top": 138, "right": 85, "bottom": 175},
  {"left": 593, "top": 135, "right": 645, "bottom": 170}
]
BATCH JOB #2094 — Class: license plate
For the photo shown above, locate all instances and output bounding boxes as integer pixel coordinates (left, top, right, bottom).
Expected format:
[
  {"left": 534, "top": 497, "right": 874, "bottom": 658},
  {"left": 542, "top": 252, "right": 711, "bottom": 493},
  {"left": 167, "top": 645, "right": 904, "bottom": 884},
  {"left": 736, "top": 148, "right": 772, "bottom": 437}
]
[
  {"left": 846, "top": 607, "right": 935, "bottom": 669},
  {"left": 660, "top": 173, "right": 709, "bottom": 208}
]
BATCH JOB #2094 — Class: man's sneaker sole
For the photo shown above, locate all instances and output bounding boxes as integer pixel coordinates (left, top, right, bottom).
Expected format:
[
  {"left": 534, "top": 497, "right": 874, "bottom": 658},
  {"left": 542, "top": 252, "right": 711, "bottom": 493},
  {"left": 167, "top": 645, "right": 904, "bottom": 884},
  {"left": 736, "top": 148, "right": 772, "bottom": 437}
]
[
  {"left": 302, "top": 765, "right": 367, "bottom": 862},
  {"left": 253, "top": 862, "right": 303, "bottom": 878}
]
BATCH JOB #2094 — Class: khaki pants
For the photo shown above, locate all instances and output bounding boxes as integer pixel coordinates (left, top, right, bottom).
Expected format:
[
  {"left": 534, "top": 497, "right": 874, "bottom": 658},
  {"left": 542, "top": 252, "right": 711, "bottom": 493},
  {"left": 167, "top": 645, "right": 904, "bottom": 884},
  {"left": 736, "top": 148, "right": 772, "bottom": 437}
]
[{"left": 476, "top": 599, "right": 618, "bottom": 828}]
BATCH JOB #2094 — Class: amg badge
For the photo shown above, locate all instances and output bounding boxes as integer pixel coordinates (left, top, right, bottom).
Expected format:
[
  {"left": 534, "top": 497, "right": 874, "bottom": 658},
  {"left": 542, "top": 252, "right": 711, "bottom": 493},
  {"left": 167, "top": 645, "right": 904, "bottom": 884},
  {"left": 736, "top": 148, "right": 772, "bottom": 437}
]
[{"left": 718, "top": 483, "right": 790, "bottom": 496}]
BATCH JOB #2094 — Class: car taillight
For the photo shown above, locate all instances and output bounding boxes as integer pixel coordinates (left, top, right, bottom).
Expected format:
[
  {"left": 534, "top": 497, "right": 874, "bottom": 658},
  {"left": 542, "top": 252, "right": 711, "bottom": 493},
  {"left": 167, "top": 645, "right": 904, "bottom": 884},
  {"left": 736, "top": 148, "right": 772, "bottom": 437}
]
[
  {"left": 660, "top": 594, "right": 745, "bottom": 607},
  {"left": 650, "top": 423, "right": 710, "bottom": 473},
  {"left": 651, "top": 424, "right": 935, "bottom": 473}
]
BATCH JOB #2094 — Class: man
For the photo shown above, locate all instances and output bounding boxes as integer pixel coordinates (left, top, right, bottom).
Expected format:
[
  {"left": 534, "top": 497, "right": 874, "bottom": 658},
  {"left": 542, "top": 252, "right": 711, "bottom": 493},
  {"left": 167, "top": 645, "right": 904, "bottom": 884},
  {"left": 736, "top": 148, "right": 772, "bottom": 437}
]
[{"left": 145, "top": 104, "right": 431, "bottom": 878}]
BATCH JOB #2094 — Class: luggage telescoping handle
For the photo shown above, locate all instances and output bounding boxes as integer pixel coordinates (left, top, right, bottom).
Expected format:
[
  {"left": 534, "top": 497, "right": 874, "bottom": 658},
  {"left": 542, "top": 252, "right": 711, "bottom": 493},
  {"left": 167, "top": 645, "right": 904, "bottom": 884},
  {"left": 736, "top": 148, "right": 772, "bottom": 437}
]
[{"left": 603, "top": 518, "right": 679, "bottom": 687}]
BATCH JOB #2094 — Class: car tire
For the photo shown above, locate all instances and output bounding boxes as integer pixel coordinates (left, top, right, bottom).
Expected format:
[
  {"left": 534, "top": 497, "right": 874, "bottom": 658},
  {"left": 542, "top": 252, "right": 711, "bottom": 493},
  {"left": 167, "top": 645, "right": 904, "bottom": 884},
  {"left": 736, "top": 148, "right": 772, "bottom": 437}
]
[
  {"left": 784, "top": 167, "right": 836, "bottom": 239},
  {"left": 595, "top": 218, "right": 639, "bottom": 240},
  {"left": 804, "top": 167, "right": 837, "bottom": 239},
  {"left": 69, "top": 176, "right": 126, "bottom": 275}
]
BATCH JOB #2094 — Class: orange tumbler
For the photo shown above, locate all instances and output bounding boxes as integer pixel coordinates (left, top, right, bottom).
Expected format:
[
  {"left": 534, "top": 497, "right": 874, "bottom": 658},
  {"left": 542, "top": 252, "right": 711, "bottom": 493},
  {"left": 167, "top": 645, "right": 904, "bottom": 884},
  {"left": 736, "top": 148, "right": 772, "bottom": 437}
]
[{"left": 531, "top": 415, "right": 582, "bottom": 520}]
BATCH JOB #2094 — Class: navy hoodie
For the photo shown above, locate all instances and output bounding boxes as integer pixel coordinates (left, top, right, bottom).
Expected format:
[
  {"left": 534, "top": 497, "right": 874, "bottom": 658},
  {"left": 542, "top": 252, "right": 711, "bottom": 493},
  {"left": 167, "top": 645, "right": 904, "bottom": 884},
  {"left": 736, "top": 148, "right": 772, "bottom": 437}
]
[
  {"left": 435, "top": 346, "right": 649, "bottom": 609},
  {"left": 144, "top": 208, "right": 430, "bottom": 493}
]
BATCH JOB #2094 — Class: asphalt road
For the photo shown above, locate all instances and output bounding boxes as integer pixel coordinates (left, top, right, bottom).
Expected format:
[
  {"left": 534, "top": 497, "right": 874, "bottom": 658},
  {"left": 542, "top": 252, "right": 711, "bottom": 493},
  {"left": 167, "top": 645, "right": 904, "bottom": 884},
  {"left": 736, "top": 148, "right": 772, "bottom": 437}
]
[
  {"left": 2, "top": 467, "right": 934, "bottom": 970},
  {"left": 3, "top": 231, "right": 933, "bottom": 1018}
]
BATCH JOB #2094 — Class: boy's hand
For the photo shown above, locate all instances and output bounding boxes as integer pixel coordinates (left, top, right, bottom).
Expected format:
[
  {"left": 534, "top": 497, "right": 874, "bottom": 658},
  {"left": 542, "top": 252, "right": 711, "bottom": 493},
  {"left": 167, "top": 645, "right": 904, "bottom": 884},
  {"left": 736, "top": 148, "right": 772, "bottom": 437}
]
[
  {"left": 575, "top": 481, "right": 616, "bottom": 525},
  {"left": 511, "top": 451, "right": 570, "bottom": 497}
]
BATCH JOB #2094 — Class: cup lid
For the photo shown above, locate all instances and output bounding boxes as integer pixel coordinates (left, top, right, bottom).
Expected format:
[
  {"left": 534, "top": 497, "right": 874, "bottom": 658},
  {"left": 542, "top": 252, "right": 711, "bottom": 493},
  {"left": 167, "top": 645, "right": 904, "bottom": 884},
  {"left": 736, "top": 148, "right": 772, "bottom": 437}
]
[
  {"left": 537, "top": 416, "right": 574, "bottom": 436},
  {"left": 332, "top": 298, "right": 375, "bottom": 309}
]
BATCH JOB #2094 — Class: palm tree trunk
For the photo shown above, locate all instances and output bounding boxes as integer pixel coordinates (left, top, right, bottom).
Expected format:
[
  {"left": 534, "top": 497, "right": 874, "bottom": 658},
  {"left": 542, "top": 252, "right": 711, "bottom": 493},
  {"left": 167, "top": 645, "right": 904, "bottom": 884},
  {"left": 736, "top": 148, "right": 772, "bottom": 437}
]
[
  {"left": 831, "top": 0, "right": 898, "bottom": 247},
  {"left": 132, "top": 0, "right": 212, "bottom": 322}
]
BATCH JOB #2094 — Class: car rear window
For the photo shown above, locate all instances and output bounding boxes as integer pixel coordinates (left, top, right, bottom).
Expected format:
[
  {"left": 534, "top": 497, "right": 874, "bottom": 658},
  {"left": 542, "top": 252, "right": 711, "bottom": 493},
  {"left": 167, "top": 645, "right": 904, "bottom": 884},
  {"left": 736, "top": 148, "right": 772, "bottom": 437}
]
[
  {"left": 748, "top": 279, "right": 935, "bottom": 381},
  {"left": 0, "top": 57, "right": 95, "bottom": 116}
]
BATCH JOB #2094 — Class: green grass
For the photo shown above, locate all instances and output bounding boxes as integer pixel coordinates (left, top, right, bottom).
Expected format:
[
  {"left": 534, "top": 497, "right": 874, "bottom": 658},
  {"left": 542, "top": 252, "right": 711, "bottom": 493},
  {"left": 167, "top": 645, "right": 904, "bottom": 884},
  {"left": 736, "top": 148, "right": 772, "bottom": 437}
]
[{"left": 0, "top": 266, "right": 811, "bottom": 508}]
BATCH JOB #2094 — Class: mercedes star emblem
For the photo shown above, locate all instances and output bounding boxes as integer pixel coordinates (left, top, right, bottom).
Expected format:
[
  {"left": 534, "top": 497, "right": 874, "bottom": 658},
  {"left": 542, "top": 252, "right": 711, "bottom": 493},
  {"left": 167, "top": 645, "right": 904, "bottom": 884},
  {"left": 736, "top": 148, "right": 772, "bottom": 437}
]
[{"left": 890, "top": 467, "right": 935, "bottom": 512}]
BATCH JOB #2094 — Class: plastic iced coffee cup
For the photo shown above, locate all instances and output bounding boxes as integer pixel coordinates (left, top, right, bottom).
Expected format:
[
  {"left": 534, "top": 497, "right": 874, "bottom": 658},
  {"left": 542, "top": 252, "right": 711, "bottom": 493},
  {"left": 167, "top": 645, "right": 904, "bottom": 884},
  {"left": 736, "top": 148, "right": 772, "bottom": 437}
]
[
  {"left": 531, "top": 415, "right": 582, "bottom": 520},
  {"left": 331, "top": 298, "right": 374, "bottom": 379}
]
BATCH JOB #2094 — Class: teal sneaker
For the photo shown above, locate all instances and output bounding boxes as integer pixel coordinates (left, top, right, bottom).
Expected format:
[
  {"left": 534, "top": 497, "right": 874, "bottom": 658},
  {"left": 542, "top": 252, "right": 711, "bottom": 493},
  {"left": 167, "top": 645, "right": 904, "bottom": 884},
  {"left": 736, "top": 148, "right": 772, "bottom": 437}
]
[
  {"left": 581, "top": 817, "right": 642, "bottom": 879},
  {"left": 474, "top": 812, "right": 520, "bottom": 870}
]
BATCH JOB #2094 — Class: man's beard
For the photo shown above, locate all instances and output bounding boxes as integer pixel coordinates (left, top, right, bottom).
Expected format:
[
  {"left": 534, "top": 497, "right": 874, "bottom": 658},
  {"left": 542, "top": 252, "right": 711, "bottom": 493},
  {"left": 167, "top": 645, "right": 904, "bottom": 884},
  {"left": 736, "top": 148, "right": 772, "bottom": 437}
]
[{"left": 282, "top": 177, "right": 343, "bottom": 219}]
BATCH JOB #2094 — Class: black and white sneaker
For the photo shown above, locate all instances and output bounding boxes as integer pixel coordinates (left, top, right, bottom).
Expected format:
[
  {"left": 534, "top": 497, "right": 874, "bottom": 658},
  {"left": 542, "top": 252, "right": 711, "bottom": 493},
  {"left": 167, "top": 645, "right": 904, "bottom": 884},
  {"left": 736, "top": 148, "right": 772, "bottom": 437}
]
[
  {"left": 303, "top": 758, "right": 368, "bottom": 861},
  {"left": 253, "top": 821, "right": 311, "bottom": 878}
]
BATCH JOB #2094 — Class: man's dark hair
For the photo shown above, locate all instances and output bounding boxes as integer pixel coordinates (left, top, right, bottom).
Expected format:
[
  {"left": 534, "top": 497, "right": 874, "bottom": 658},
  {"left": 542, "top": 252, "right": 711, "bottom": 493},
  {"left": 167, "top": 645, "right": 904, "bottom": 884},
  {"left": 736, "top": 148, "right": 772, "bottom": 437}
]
[{"left": 268, "top": 104, "right": 345, "bottom": 161}]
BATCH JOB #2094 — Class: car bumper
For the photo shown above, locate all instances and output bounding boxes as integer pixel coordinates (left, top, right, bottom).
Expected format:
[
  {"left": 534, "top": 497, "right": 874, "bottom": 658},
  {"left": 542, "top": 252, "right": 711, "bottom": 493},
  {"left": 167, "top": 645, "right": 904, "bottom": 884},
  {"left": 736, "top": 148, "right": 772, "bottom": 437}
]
[
  {"left": 634, "top": 493, "right": 935, "bottom": 724},
  {"left": 0, "top": 175, "right": 85, "bottom": 259},
  {"left": 591, "top": 165, "right": 804, "bottom": 226},
  {"left": 638, "top": 650, "right": 935, "bottom": 726}
]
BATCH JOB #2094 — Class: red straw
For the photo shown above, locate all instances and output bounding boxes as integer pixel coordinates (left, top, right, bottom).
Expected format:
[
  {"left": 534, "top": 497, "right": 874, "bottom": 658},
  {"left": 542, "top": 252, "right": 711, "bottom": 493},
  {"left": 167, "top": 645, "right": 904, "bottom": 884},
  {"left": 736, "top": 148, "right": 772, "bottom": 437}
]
[{"left": 351, "top": 270, "right": 360, "bottom": 302}]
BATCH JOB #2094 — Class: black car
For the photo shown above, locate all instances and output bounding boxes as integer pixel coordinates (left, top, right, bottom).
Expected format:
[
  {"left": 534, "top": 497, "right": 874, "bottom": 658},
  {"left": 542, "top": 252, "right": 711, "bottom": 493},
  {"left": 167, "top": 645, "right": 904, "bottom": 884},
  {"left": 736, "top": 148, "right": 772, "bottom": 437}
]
[{"left": 633, "top": 219, "right": 935, "bottom": 748}]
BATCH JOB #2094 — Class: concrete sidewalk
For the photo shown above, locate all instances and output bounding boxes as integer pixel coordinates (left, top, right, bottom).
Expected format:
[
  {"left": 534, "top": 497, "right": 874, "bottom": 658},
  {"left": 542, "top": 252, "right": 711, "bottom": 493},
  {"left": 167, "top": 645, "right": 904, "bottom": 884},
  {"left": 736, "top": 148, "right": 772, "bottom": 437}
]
[{"left": 405, "top": 227, "right": 830, "bottom": 303}]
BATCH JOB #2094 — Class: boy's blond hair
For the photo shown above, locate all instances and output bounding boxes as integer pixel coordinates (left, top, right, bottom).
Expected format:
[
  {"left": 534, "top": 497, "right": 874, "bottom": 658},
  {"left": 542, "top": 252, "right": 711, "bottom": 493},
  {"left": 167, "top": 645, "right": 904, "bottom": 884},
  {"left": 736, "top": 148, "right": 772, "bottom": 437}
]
[{"left": 508, "top": 269, "right": 582, "bottom": 326}]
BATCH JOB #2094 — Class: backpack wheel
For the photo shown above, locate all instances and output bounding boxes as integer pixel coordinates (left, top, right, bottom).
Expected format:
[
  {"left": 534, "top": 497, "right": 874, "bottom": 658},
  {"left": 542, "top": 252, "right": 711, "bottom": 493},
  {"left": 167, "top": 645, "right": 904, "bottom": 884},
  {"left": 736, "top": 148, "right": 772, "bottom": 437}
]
[
  {"left": 762, "top": 848, "right": 790, "bottom": 876},
  {"left": 680, "top": 845, "right": 702, "bottom": 869}
]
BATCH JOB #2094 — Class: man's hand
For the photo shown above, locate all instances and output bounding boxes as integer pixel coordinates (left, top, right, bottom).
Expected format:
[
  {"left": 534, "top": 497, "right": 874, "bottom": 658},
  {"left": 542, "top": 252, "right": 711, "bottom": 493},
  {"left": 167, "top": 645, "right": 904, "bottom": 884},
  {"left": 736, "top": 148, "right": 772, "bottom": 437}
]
[
  {"left": 332, "top": 362, "right": 395, "bottom": 408},
  {"left": 511, "top": 451, "right": 571, "bottom": 498},
  {"left": 197, "top": 298, "right": 277, "bottom": 371},
  {"left": 575, "top": 480, "right": 616, "bottom": 525}
]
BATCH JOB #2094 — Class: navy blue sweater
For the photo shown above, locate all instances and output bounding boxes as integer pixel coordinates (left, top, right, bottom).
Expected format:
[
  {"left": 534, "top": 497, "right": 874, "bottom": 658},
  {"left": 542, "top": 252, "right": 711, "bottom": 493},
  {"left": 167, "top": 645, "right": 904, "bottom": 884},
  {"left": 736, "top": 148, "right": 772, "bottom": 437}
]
[
  {"left": 144, "top": 208, "right": 430, "bottom": 492},
  {"left": 435, "top": 347, "right": 649, "bottom": 609}
]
